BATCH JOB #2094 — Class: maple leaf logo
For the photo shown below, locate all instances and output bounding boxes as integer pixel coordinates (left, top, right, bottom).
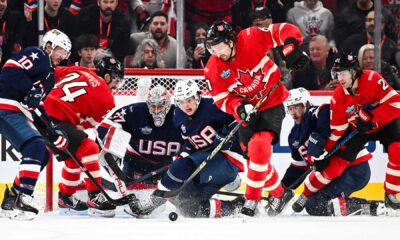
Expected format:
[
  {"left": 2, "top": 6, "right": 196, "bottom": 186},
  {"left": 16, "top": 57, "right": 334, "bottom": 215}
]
[{"left": 233, "top": 69, "right": 267, "bottom": 100}]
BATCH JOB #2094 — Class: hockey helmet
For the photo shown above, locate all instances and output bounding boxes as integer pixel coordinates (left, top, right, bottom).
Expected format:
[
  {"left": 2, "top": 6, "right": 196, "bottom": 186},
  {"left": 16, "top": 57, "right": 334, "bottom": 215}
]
[
  {"left": 146, "top": 85, "right": 172, "bottom": 127},
  {"left": 285, "top": 87, "right": 311, "bottom": 109},
  {"left": 331, "top": 52, "right": 359, "bottom": 79},
  {"left": 41, "top": 29, "right": 72, "bottom": 58},
  {"left": 206, "top": 21, "right": 235, "bottom": 51},
  {"left": 174, "top": 79, "right": 201, "bottom": 103},
  {"left": 95, "top": 57, "right": 125, "bottom": 87}
]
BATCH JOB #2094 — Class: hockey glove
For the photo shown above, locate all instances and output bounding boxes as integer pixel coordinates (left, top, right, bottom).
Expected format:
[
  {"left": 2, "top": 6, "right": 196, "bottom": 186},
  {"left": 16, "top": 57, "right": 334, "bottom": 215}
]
[
  {"left": 236, "top": 100, "right": 258, "bottom": 126},
  {"left": 21, "top": 85, "right": 44, "bottom": 110},
  {"left": 357, "top": 108, "right": 377, "bottom": 134},
  {"left": 282, "top": 37, "right": 309, "bottom": 70},
  {"left": 213, "top": 125, "right": 234, "bottom": 151},
  {"left": 307, "top": 132, "right": 326, "bottom": 158},
  {"left": 47, "top": 125, "right": 69, "bottom": 151}
]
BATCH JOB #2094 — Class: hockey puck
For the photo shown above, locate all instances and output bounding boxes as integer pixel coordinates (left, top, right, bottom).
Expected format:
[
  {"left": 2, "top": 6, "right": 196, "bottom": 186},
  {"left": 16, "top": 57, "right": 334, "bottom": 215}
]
[{"left": 169, "top": 212, "right": 178, "bottom": 221}]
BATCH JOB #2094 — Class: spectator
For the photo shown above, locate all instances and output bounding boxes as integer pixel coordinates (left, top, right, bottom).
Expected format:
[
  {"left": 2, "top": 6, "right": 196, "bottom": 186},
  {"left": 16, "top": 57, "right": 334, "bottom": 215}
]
[
  {"left": 287, "top": 0, "right": 335, "bottom": 51},
  {"left": 292, "top": 35, "right": 337, "bottom": 90},
  {"left": 186, "top": 0, "right": 234, "bottom": 25},
  {"left": 22, "top": 0, "right": 76, "bottom": 51},
  {"left": 358, "top": 44, "right": 400, "bottom": 90},
  {"left": 129, "top": 38, "right": 165, "bottom": 68},
  {"left": 185, "top": 23, "right": 210, "bottom": 69},
  {"left": 129, "top": 11, "right": 186, "bottom": 68},
  {"left": 72, "top": 34, "right": 98, "bottom": 68},
  {"left": 231, "top": 0, "right": 286, "bottom": 32},
  {"left": 250, "top": 5, "right": 272, "bottom": 28},
  {"left": 76, "top": 0, "right": 131, "bottom": 62},
  {"left": 340, "top": 10, "right": 399, "bottom": 69},
  {"left": 0, "top": 0, "right": 24, "bottom": 67}
]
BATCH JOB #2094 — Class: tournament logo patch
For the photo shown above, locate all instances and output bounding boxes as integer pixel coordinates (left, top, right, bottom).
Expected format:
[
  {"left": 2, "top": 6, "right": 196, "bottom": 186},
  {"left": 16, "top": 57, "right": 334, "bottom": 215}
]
[
  {"left": 141, "top": 126, "right": 152, "bottom": 135},
  {"left": 220, "top": 69, "right": 231, "bottom": 79},
  {"left": 345, "top": 104, "right": 357, "bottom": 115},
  {"left": 181, "top": 124, "right": 186, "bottom": 134}
]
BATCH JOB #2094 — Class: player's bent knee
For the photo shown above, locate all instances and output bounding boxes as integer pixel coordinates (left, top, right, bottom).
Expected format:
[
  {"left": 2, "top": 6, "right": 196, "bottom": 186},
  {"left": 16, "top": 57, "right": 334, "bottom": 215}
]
[
  {"left": 21, "top": 137, "right": 50, "bottom": 168},
  {"left": 322, "top": 155, "right": 350, "bottom": 180},
  {"left": 160, "top": 157, "right": 195, "bottom": 190},
  {"left": 247, "top": 131, "right": 274, "bottom": 160}
]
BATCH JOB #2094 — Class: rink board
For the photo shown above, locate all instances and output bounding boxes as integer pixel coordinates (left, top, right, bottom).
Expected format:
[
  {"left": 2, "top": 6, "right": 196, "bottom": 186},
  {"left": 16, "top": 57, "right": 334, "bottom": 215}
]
[{"left": 0, "top": 94, "right": 392, "bottom": 202}]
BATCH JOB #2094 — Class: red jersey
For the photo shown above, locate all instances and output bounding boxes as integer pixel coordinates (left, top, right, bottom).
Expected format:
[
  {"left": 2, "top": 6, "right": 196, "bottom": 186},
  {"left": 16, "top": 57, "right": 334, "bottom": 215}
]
[
  {"left": 326, "top": 70, "right": 400, "bottom": 151},
  {"left": 205, "top": 24, "right": 302, "bottom": 121},
  {"left": 44, "top": 66, "right": 115, "bottom": 129}
]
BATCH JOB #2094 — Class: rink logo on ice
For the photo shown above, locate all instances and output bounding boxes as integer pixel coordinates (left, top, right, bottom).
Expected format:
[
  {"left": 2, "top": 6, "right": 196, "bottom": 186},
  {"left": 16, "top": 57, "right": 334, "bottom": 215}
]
[
  {"left": 345, "top": 105, "right": 357, "bottom": 114},
  {"left": 220, "top": 69, "right": 231, "bottom": 79},
  {"left": 141, "top": 126, "right": 152, "bottom": 135}
]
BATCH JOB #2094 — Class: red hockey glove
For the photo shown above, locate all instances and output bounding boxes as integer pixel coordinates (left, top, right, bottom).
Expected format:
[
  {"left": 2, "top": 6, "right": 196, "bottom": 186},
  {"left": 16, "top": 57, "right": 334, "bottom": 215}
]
[
  {"left": 48, "top": 125, "right": 69, "bottom": 151},
  {"left": 282, "top": 37, "right": 309, "bottom": 70},
  {"left": 357, "top": 108, "right": 377, "bottom": 134},
  {"left": 236, "top": 100, "right": 258, "bottom": 126}
]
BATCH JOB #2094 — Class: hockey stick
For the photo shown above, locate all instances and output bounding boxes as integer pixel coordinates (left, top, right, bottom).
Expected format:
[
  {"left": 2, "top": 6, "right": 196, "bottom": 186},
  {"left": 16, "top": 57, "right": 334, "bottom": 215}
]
[
  {"left": 287, "top": 129, "right": 359, "bottom": 189},
  {"left": 152, "top": 78, "right": 283, "bottom": 198},
  {"left": 215, "top": 191, "right": 269, "bottom": 201},
  {"left": 33, "top": 109, "right": 137, "bottom": 206}
]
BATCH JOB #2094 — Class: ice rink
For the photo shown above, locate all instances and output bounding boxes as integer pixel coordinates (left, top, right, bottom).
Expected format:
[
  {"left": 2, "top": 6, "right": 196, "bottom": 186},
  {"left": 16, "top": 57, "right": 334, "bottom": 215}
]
[{"left": 2, "top": 204, "right": 400, "bottom": 240}]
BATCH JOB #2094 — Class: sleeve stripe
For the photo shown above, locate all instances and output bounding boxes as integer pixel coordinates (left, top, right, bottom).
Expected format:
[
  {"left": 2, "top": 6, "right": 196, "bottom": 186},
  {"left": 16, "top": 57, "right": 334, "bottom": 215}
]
[
  {"left": 330, "top": 123, "right": 348, "bottom": 131},
  {"left": 329, "top": 134, "right": 341, "bottom": 141},
  {"left": 212, "top": 91, "right": 229, "bottom": 102},
  {"left": 379, "top": 90, "right": 398, "bottom": 104},
  {"left": 3, "top": 59, "right": 23, "bottom": 69}
]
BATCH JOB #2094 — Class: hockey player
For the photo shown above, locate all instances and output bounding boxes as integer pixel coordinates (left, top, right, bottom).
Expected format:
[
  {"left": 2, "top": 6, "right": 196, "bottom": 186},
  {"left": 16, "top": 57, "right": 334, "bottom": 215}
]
[
  {"left": 0, "top": 29, "right": 71, "bottom": 219},
  {"left": 128, "top": 79, "right": 246, "bottom": 218},
  {"left": 283, "top": 88, "right": 383, "bottom": 216},
  {"left": 99, "top": 85, "right": 183, "bottom": 187},
  {"left": 293, "top": 53, "right": 400, "bottom": 214},
  {"left": 39, "top": 57, "right": 124, "bottom": 217},
  {"left": 204, "top": 21, "right": 309, "bottom": 216}
]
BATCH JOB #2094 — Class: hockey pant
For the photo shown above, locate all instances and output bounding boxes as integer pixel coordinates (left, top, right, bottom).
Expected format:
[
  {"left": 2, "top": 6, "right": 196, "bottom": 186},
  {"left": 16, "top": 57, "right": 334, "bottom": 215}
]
[
  {"left": 59, "top": 138, "right": 101, "bottom": 195},
  {"left": 160, "top": 150, "right": 239, "bottom": 217}
]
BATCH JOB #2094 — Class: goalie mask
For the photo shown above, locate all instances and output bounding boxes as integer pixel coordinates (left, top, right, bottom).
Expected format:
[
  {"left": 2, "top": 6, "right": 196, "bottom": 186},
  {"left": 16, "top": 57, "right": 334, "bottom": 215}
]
[{"left": 146, "top": 85, "right": 172, "bottom": 127}]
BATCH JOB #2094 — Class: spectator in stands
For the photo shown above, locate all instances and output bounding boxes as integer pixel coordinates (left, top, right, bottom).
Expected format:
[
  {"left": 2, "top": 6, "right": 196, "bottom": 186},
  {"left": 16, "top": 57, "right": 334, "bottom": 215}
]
[
  {"left": 287, "top": 0, "right": 335, "bottom": 52},
  {"left": 129, "top": 11, "right": 186, "bottom": 68},
  {"left": 250, "top": 5, "right": 272, "bottom": 28},
  {"left": 358, "top": 44, "right": 400, "bottom": 90},
  {"left": 185, "top": 23, "right": 210, "bottom": 69},
  {"left": 291, "top": 35, "right": 337, "bottom": 90},
  {"left": 231, "top": 0, "right": 286, "bottom": 32},
  {"left": 72, "top": 34, "right": 98, "bottom": 68},
  {"left": 128, "top": 38, "right": 165, "bottom": 68},
  {"left": 76, "top": 0, "right": 131, "bottom": 62},
  {"left": 334, "top": 0, "right": 374, "bottom": 49},
  {"left": 340, "top": 10, "right": 399, "bottom": 70},
  {"left": 0, "top": 0, "right": 24, "bottom": 67},
  {"left": 23, "top": 0, "right": 76, "bottom": 50}
]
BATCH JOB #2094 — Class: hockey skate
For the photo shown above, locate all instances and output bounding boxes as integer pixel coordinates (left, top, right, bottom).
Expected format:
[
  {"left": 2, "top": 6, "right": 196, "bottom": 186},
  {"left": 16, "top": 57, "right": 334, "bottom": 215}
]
[
  {"left": 87, "top": 191, "right": 116, "bottom": 218},
  {"left": 0, "top": 187, "right": 17, "bottom": 218},
  {"left": 385, "top": 193, "right": 400, "bottom": 216},
  {"left": 292, "top": 194, "right": 308, "bottom": 213},
  {"left": 240, "top": 199, "right": 258, "bottom": 217},
  {"left": 58, "top": 192, "right": 88, "bottom": 215},
  {"left": 8, "top": 192, "right": 39, "bottom": 220},
  {"left": 124, "top": 195, "right": 166, "bottom": 218},
  {"left": 268, "top": 188, "right": 294, "bottom": 216}
]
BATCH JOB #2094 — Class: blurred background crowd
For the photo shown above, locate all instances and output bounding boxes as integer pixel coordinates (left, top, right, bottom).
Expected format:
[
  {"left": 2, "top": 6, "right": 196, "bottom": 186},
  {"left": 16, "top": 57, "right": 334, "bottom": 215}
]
[{"left": 1, "top": 0, "right": 399, "bottom": 89}]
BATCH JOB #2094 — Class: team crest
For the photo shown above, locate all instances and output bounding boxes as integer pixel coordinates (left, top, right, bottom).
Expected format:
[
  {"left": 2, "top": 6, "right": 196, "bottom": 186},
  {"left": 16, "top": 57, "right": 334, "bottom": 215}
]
[
  {"left": 345, "top": 104, "right": 357, "bottom": 114},
  {"left": 141, "top": 126, "right": 152, "bottom": 135},
  {"left": 292, "top": 140, "right": 300, "bottom": 148},
  {"left": 232, "top": 69, "right": 267, "bottom": 100},
  {"left": 220, "top": 69, "right": 231, "bottom": 79},
  {"left": 181, "top": 124, "right": 186, "bottom": 133}
]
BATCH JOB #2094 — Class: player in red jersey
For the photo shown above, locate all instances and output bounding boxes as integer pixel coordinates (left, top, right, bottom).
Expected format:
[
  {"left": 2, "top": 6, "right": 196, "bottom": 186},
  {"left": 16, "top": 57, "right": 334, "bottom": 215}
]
[
  {"left": 204, "top": 21, "right": 309, "bottom": 216},
  {"left": 293, "top": 53, "right": 400, "bottom": 214},
  {"left": 41, "top": 57, "right": 124, "bottom": 217}
]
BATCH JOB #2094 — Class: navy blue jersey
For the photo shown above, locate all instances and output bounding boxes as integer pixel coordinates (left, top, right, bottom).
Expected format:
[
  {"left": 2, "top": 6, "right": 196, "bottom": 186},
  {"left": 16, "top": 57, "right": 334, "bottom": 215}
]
[
  {"left": 0, "top": 47, "right": 54, "bottom": 117},
  {"left": 288, "top": 104, "right": 331, "bottom": 162},
  {"left": 173, "top": 98, "right": 241, "bottom": 154},
  {"left": 107, "top": 102, "right": 183, "bottom": 168}
]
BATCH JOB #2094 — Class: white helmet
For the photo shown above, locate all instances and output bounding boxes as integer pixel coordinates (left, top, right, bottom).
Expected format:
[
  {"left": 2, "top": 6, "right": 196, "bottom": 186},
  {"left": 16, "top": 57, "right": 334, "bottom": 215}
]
[
  {"left": 41, "top": 29, "right": 72, "bottom": 57},
  {"left": 146, "top": 85, "right": 172, "bottom": 127},
  {"left": 174, "top": 79, "right": 201, "bottom": 103},
  {"left": 285, "top": 87, "right": 311, "bottom": 108}
]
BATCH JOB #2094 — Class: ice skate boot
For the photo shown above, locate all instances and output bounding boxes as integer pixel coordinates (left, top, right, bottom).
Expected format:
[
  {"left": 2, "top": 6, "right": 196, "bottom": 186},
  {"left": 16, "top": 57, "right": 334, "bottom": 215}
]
[
  {"left": 385, "top": 193, "right": 400, "bottom": 216},
  {"left": 87, "top": 191, "right": 116, "bottom": 217},
  {"left": 292, "top": 194, "right": 308, "bottom": 213},
  {"left": 0, "top": 187, "right": 17, "bottom": 218},
  {"left": 268, "top": 188, "right": 294, "bottom": 216},
  {"left": 58, "top": 192, "right": 88, "bottom": 215},
  {"left": 9, "top": 193, "right": 39, "bottom": 220},
  {"left": 124, "top": 195, "right": 166, "bottom": 218},
  {"left": 240, "top": 199, "right": 258, "bottom": 217}
]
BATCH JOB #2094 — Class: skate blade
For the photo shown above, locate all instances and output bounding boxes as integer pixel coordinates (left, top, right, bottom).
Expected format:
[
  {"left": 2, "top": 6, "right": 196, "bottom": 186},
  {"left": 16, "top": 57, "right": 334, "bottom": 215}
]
[
  {"left": 123, "top": 206, "right": 140, "bottom": 218},
  {"left": 58, "top": 208, "right": 88, "bottom": 216},
  {"left": 385, "top": 208, "right": 400, "bottom": 217},
  {"left": 8, "top": 209, "right": 36, "bottom": 220},
  {"left": 88, "top": 208, "right": 115, "bottom": 218}
]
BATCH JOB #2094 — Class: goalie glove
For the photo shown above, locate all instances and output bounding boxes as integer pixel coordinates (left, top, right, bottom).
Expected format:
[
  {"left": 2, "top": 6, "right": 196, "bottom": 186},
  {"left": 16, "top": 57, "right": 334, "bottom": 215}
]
[{"left": 282, "top": 37, "right": 309, "bottom": 70}]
